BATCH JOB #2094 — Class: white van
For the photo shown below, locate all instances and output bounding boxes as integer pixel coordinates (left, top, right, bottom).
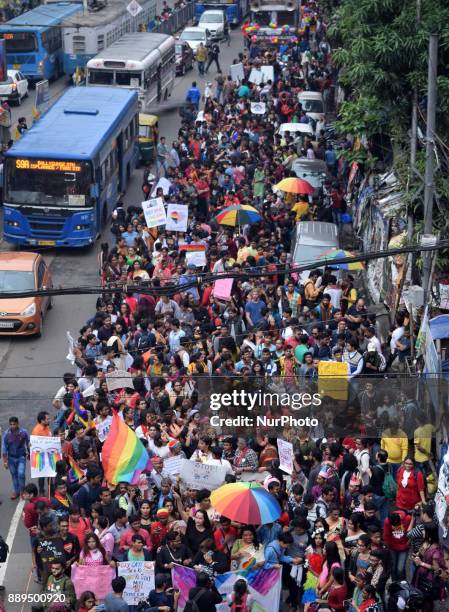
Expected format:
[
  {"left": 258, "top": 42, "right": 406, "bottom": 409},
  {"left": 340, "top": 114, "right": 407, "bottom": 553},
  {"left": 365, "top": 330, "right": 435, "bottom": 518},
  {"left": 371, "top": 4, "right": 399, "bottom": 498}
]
[
  {"left": 292, "top": 159, "right": 327, "bottom": 192},
  {"left": 297, "top": 91, "right": 325, "bottom": 124},
  {"left": 291, "top": 221, "right": 339, "bottom": 281}
]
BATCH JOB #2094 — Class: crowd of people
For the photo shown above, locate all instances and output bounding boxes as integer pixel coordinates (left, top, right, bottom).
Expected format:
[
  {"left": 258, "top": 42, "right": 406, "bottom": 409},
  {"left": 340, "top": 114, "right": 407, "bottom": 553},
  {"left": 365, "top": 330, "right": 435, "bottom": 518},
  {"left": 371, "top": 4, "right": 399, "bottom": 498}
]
[{"left": 0, "top": 1, "right": 444, "bottom": 612}]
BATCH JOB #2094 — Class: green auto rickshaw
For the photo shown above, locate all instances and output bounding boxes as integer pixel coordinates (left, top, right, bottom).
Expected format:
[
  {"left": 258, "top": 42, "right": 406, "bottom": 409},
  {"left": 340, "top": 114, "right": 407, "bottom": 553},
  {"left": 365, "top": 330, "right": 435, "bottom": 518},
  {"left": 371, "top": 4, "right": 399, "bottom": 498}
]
[{"left": 138, "top": 113, "right": 159, "bottom": 165}]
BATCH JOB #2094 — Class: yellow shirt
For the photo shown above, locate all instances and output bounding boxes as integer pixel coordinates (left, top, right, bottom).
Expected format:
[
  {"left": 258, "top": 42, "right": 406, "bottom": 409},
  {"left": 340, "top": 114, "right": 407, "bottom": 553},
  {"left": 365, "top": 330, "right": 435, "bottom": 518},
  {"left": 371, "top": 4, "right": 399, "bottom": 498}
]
[
  {"left": 381, "top": 428, "right": 408, "bottom": 463},
  {"left": 414, "top": 424, "right": 435, "bottom": 462},
  {"left": 292, "top": 201, "right": 309, "bottom": 221}
]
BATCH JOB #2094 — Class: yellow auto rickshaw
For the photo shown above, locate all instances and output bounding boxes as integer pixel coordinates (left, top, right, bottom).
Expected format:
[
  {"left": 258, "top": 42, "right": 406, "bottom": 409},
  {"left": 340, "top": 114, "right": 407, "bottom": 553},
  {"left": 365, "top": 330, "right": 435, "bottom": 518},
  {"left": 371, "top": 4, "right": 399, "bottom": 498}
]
[{"left": 138, "top": 113, "right": 159, "bottom": 165}]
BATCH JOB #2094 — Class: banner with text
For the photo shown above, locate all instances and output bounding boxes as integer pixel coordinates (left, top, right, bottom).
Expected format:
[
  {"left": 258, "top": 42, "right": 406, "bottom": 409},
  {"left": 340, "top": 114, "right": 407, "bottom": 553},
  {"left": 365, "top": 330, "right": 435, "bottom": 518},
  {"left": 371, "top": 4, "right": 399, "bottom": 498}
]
[
  {"left": 117, "top": 561, "right": 155, "bottom": 605},
  {"left": 180, "top": 459, "right": 226, "bottom": 490}
]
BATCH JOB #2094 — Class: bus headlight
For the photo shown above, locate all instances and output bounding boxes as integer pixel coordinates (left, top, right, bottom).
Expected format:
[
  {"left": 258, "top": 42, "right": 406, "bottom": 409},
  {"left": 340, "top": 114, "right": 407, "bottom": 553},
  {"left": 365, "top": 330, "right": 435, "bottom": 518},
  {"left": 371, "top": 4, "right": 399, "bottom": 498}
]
[
  {"left": 21, "top": 303, "right": 36, "bottom": 317},
  {"left": 6, "top": 220, "right": 20, "bottom": 227},
  {"left": 75, "top": 224, "right": 89, "bottom": 231},
  {"left": 37, "top": 61, "right": 44, "bottom": 72}
]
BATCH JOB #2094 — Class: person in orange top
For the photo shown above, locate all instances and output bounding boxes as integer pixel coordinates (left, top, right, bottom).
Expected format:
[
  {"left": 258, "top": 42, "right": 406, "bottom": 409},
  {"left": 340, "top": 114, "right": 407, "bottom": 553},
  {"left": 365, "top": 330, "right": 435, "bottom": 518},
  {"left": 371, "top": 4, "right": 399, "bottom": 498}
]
[{"left": 31, "top": 411, "right": 51, "bottom": 495}]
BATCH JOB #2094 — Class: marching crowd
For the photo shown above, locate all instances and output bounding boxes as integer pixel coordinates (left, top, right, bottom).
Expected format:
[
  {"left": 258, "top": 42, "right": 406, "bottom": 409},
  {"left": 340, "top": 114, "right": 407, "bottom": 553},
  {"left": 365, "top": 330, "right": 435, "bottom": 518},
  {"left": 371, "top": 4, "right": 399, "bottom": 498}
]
[{"left": 0, "top": 1, "right": 444, "bottom": 611}]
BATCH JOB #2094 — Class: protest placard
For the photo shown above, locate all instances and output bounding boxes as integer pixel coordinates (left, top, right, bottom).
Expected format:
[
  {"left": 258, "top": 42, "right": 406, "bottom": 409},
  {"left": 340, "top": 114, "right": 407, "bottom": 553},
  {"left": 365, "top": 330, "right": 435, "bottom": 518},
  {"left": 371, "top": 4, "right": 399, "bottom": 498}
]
[
  {"left": 82, "top": 383, "right": 96, "bottom": 398},
  {"left": 180, "top": 459, "right": 227, "bottom": 490},
  {"left": 318, "top": 360, "right": 349, "bottom": 401},
  {"left": 142, "top": 197, "right": 167, "bottom": 228},
  {"left": 213, "top": 278, "right": 233, "bottom": 300},
  {"left": 251, "top": 102, "right": 267, "bottom": 115},
  {"left": 106, "top": 369, "right": 134, "bottom": 391},
  {"left": 30, "top": 436, "right": 62, "bottom": 478},
  {"left": 261, "top": 65, "right": 274, "bottom": 83},
  {"left": 96, "top": 416, "right": 113, "bottom": 443},
  {"left": 117, "top": 561, "right": 155, "bottom": 605},
  {"left": 72, "top": 565, "right": 115, "bottom": 600},
  {"left": 230, "top": 62, "right": 244, "bottom": 82},
  {"left": 249, "top": 68, "right": 263, "bottom": 85},
  {"left": 277, "top": 439, "right": 293, "bottom": 474},
  {"left": 164, "top": 455, "right": 183, "bottom": 476},
  {"left": 166, "top": 203, "right": 188, "bottom": 232},
  {"left": 186, "top": 249, "right": 207, "bottom": 267}
]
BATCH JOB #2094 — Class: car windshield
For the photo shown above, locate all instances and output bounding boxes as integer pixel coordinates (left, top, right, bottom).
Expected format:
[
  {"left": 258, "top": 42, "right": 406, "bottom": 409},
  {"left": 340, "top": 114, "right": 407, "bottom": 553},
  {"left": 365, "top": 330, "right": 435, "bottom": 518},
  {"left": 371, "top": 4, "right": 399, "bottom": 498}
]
[
  {"left": 0, "top": 270, "right": 35, "bottom": 292},
  {"left": 200, "top": 14, "right": 222, "bottom": 22},
  {"left": 181, "top": 31, "right": 205, "bottom": 40},
  {"left": 301, "top": 99, "right": 324, "bottom": 113}
]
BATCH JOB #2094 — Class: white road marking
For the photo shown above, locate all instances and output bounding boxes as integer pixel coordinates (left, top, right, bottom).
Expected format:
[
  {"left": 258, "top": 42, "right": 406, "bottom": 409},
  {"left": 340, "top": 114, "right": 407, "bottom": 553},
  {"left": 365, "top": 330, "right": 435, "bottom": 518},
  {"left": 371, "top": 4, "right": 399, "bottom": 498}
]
[{"left": 0, "top": 499, "right": 25, "bottom": 586}]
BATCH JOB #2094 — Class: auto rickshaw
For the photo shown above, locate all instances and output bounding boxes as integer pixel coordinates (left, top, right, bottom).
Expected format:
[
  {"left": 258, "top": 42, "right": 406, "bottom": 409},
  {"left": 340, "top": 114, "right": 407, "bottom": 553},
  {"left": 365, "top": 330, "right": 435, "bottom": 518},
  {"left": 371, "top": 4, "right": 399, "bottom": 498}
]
[{"left": 138, "top": 113, "right": 159, "bottom": 165}]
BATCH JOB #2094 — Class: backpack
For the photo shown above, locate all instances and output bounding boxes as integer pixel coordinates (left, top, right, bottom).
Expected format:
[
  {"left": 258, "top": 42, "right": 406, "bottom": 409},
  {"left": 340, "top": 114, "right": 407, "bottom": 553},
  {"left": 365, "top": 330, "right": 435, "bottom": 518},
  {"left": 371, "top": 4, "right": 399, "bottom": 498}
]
[
  {"left": 0, "top": 535, "right": 9, "bottom": 563},
  {"left": 137, "top": 331, "right": 155, "bottom": 352},
  {"left": 184, "top": 588, "right": 206, "bottom": 612},
  {"left": 230, "top": 592, "right": 249, "bottom": 612},
  {"left": 381, "top": 465, "right": 398, "bottom": 500}
]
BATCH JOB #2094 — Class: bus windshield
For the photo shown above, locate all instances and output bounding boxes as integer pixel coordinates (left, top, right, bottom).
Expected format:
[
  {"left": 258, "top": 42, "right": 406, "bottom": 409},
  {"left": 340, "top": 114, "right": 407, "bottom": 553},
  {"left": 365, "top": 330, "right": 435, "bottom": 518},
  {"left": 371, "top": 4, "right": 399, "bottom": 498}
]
[
  {"left": 116, "top": 71, "right": 142, "bottom": 86},
  {"left": 5, "top": 158, "right": 92, "bottom": 207},
  {"left": 2, "top": 32, "right": 37, "bottom": 53},
  {"left": 88, "top": 70, "right": 114, "bottom": 85}
]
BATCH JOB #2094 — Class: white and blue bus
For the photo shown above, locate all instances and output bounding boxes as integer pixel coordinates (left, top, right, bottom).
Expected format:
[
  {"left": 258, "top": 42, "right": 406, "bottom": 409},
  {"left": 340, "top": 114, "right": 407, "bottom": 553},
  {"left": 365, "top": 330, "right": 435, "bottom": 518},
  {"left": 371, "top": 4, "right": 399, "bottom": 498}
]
[
  {"left": 86, "top": 33, "right": 176, "bottom": 109},
  {"left": 3, "top": 86, "right": 139, "bottom": 248},
  {"left": 59, "top": 0, "right": 157, "bottom": 76},
  {"left": 0, "top": 2, "right": 83, "bottom": 81}
]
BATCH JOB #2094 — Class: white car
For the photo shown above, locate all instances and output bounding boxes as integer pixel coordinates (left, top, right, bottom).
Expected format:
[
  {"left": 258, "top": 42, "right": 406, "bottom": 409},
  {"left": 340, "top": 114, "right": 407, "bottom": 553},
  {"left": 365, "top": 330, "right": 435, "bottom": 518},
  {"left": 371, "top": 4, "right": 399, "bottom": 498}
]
[
  {"left": 197, "top": 10, "right": 227, "bottom": 40},
  {"left": 179, "top": 27, "right": 210, "bottom": 52},
  {"left": 0, "top": 70, "right": 28, "bottom": 105}
]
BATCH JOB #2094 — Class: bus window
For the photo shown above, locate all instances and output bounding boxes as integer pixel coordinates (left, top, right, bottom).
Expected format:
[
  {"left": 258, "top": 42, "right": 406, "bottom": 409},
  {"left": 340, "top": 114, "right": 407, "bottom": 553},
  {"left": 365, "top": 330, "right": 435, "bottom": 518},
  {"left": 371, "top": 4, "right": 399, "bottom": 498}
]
[
  {"left": 116, "top": 71, "right": 142, "bottom": 86},
  {"left": 89, "top": 70, "right": 114, "bottom": 85},
  {"left": 5, "top": 159, "right": 92, "bottom": 207},
  {"left": 2, "top": 32, "right": 37, "bottom": 53},
  {"left": 72, "top": 35, "right": 86, "bottom": 54}
]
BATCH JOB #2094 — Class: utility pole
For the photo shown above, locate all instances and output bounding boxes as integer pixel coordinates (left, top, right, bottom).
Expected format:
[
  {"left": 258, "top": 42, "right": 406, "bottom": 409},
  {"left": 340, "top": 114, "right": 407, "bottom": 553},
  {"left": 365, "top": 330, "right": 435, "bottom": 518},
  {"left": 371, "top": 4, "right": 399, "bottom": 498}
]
[
  {"left": 422, "top": 33, "right": 438, "bottom": 302},
  {"left": 407, "top": 0, "right": 421, "bottom": 278}
]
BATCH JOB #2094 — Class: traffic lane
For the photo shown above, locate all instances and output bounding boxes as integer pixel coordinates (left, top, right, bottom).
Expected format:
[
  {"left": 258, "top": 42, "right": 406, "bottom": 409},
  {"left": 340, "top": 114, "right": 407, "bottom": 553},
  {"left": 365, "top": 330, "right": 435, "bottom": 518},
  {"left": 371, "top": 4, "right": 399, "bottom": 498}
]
[{"left": 0, "top": 26, "right": 245, "bottom": 601}]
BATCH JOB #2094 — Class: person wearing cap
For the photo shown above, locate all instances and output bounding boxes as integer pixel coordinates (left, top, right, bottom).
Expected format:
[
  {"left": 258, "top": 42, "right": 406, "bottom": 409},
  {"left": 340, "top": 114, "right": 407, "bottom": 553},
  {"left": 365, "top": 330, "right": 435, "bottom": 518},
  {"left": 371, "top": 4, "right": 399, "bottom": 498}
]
[
  {"left": 168, "top": 438, "right": 185, "bottom": 459},
  {"left": 362, "top": 341, "right": 386, "bottom": 375},
  {"left": 151, "top": 508, "right": 170, "bottom": 549}
]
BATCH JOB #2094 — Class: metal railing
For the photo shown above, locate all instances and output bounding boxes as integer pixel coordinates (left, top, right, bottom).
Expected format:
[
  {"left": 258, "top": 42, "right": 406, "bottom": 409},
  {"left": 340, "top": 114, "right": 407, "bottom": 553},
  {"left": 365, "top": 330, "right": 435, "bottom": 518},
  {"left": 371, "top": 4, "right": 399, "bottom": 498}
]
[{"left": 151, "top": 2, "right": 195, "bottom": 35}]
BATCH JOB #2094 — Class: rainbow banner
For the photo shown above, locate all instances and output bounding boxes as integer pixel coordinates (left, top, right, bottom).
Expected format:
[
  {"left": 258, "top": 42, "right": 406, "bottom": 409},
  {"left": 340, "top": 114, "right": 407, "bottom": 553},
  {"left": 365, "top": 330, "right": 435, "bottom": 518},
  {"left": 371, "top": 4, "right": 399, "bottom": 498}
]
[
  {"left": 171, "top": 564, "right": 281, "bottom": 612},
  {"left": 101, "top": 411, "right": 149, "bottom": 484}
]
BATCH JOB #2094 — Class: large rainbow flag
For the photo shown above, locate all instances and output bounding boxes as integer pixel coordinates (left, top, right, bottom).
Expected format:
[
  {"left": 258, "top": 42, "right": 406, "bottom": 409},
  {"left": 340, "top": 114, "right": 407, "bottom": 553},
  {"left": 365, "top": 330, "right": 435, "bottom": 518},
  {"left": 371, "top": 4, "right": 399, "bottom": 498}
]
[{"left": 101, "top": 411, "right": 149, "bottom": 484}]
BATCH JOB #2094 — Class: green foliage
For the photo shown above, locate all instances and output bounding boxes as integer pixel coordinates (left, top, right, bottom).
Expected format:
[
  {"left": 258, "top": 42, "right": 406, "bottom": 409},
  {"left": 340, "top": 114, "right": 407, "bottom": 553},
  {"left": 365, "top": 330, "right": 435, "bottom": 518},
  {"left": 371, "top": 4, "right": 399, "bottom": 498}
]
[{"left": 330, "top": 0, "right": 449, "bottom": 262}]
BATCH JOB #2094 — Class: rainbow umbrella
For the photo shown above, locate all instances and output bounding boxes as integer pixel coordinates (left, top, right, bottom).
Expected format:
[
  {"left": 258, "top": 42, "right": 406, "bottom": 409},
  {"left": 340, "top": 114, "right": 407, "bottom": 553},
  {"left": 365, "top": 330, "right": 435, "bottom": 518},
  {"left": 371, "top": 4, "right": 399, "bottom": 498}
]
[
  {"left": 317, "top": 248, "right": 365, "bottom": 271},
  {"left": 275, "top": 177, "right": 315, "bottom": 195},
  {"left": 211, "top": 482, "right": 281, "bottom": 525},
  {"left": 215, "top": 204, "right": 262, "bottom": 228}
]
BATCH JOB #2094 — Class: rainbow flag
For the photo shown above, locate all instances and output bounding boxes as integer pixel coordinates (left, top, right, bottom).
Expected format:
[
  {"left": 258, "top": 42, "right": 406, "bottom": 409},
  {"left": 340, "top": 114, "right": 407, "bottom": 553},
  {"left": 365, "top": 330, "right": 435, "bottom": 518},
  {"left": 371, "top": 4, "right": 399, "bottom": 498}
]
[
  {"left": 101, "top": 411, "right": 149, "bottom": 484},
  {"left": 67, "top": 455, "right": 84, "bottom": 482}
]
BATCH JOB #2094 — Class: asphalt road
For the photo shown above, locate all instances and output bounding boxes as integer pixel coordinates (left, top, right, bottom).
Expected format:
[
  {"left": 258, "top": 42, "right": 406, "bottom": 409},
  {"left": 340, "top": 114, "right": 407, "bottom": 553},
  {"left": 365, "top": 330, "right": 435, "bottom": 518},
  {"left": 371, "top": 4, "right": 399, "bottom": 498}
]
[{"left": 0, "top": 28, "right": 244, "bottom": 608}]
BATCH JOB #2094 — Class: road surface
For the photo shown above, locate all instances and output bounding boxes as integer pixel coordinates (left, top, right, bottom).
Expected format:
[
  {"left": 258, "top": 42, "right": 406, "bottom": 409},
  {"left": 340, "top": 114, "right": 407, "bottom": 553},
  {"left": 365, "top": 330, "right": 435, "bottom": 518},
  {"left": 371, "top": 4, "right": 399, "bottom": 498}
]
[{"left": 0, "top": 27, "right": 244, "bottom": 609}]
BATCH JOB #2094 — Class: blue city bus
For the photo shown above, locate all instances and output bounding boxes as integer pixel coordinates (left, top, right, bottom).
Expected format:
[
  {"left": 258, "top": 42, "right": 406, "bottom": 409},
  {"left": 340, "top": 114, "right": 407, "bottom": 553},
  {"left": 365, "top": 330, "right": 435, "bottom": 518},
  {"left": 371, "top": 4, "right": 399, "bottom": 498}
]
[
  {"left": 195, "top": 0, "right": 248, "bottom": 26},
  {"left": 3, "top": 87, "right": 139, "bottom": 248},
  {"left": 0, "top": 2, "right": 83, "bottom": 81}
]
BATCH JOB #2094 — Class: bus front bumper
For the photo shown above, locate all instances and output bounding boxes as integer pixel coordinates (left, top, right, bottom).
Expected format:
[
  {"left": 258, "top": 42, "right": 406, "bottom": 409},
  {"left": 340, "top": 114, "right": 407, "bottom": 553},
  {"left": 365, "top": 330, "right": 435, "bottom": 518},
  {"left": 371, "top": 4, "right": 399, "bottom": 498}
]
[{"left": 3, "top": 232, "right": 95, "bottom": 248}]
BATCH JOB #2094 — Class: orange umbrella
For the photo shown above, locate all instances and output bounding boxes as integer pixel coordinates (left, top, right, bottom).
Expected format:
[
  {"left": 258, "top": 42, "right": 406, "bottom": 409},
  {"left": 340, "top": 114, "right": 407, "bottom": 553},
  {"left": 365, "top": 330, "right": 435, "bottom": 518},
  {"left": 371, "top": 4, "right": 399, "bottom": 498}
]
[{"left": 275, "top": 177, "right": 315, "bottom": 194}]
